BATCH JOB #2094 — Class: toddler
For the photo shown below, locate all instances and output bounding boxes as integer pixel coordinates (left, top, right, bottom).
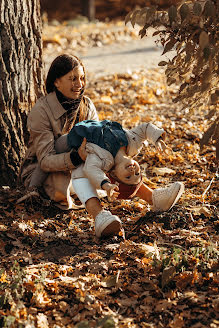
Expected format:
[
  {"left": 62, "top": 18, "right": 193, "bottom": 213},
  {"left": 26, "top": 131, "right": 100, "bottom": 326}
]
[{"left": 28, "top": 120, "right": 184, "bottom": 210}]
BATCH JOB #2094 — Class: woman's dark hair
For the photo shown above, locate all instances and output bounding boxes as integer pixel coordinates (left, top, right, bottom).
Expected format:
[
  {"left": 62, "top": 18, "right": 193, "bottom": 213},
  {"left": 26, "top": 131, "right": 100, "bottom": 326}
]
[{"left": 46, "top": 54, "right": 86, "bottom": 94}]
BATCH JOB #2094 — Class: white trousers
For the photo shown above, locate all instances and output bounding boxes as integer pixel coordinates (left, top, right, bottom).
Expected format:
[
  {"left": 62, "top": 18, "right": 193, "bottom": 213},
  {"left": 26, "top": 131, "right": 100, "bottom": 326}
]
[
  {"left": 70, "top": 177, "right": 107, "bottom": 205},
  {"left": 70, "top": 177, "right": 99, "bottom": 205}
]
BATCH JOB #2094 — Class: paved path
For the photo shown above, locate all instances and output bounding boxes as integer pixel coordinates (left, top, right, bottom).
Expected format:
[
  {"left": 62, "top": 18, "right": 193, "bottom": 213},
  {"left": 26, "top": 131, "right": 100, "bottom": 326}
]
[
  {"left": 78, "top": 29, "right": 164, "bottom": 76},
  {"left": 43, "top": 26, "right": 166, "bottom": 76}
]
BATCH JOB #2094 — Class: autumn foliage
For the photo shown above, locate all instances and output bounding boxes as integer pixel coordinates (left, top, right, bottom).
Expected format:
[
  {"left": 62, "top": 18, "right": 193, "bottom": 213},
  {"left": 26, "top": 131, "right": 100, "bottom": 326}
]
[
  {"left": 0, "top": 13, "right": 218, "bottom": 328},
  {"left": 40, "top": 0, "right": 183, "bottom": 21},
  {"left": 0, "top": 66, "right": 218, "bottom": 327},
  {"left": 126, "top": 0, "right": 219, "bottom": 159}
]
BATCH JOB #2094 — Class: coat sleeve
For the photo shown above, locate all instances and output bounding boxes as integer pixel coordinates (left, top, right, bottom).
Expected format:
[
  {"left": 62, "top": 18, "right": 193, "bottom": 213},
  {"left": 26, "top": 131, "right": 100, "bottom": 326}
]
[
  {"left": 125, "top": 123, "right": 165, "bottom": 157},
  {"left": 83, "top": 153, "right": 110, "bottom": 189},
  {"left": 27, "top": 106, "right": 75, "bottom": 172}
]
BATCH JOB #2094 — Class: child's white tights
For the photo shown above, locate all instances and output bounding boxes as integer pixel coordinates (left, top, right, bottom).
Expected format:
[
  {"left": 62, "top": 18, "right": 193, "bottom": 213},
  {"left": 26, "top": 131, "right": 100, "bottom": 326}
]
[{"left": 70, "top": 177, "right": 99, "bottom": 205}]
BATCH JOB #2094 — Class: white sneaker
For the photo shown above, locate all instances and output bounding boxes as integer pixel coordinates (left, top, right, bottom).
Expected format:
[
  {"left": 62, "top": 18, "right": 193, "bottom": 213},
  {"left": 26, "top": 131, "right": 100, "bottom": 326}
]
[
  {"left": 152, "top": 182, "right": 184, "bottom": 212},
  {"left": 95, "top": 210, "right": 122, "bottom": 238}
]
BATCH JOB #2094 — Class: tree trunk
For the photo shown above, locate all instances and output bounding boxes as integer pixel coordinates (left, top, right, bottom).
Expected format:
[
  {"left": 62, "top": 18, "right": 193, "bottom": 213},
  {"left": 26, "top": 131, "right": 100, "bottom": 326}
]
[{"left": 0, "top": 0, "right": 44, "bottom": 187}]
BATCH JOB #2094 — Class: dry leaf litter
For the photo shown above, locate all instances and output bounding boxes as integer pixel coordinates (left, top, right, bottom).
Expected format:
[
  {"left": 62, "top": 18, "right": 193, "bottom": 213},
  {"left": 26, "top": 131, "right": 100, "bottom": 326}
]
[{"left": 0, "top": 20, "right": 218, "bottom": 328}]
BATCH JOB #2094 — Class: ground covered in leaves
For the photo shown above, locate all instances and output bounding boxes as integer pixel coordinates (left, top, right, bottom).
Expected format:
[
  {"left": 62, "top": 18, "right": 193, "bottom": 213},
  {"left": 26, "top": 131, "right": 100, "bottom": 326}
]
[
  {"left": 0, "top": 21, "right": 219, "bottom": 328},
  {"left": 42, "top": 19, "right": 139, "bottom": 60}
]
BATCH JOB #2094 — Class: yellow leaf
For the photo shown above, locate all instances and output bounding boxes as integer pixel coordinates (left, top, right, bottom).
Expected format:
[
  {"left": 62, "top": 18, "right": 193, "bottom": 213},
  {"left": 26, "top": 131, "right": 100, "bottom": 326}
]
[
  {"left": 142, "top": 176, "right": 157, "bottom": 187},
  {"left": 138, "top": 93, "right": 157, "bottom": 105},
  {"left": 0, "top": 272, "right": 8, "bottom": 283},
  {"left": 142, "top": 115, "right": 153, "bottom": 122},
  {"left": 100, "top": 96, "right": 113, "bottom": 104},
  {"left": 98, "top": 110, "right": 113, "bottom": 120},
  {"left": 130, "top": 115, "right": 140, "bottom": 124},
  {"left": 141, "top": 257, "right": 152, "bottom": 265},
  {"left": 53, "top": 34, "right": 62, "bottom": 45},
  {"left": 152, "top": 167, "right": 176, "bottom": 176},
  {"left": 130, "top": 104, "right": 143, "bottom": 110}
]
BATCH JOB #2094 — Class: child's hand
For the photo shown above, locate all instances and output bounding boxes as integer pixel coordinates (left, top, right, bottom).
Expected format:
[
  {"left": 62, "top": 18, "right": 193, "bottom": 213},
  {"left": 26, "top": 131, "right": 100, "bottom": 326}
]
[
  {"left": 102, "top": 182, "right": 119, "bottom": 202},
  {"left": 78, "top": 138, "right": 88, "bottom": 161}
]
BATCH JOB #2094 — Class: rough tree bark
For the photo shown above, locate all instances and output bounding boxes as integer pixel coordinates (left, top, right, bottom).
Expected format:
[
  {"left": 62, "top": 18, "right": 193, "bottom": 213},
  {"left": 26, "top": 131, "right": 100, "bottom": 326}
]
[{"left": 0, "top": 0, "right": 44, "bottom": 186}]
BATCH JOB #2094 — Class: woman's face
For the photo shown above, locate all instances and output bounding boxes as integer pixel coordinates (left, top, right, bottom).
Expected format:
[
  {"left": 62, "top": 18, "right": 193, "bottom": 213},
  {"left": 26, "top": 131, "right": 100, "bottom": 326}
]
[
  {"left": 113, "top": 158, "right": 141, "bottom": 185},
  {"left": 54, "top": 65, "right": 85, "bottom": 99}
]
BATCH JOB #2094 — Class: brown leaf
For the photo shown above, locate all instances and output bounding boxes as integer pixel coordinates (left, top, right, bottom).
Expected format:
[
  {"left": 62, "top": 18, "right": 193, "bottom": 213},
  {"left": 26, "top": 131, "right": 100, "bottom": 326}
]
[
  {"left": 101, "top": 272, "right": 120, "bottom": 288},
  {"left": 179, "top": 3, "right": 190, "bottom": 22},
  {"left": 162, "top": 38, "right": 177, "bottom": 55},
  {"left": 200, "top": 121, "right": 216, "bottom": 149},
  {"left": 210, "top": 92, "right": 219, "bottom": 105},
  {"left": 176, "top": 271, "right": 193, "bottom": 289},
  {"left": 193, "top": 2, "right": 202, "bottom": 16},
  {"left": 204, "top": 0, "right": 215, "bottom": 17},
  {"left": 168, "top": 5, "right": 177, "bottom": 25},
  {"left": 155, "top": 299, "right": 175, "bottom": 312},
  {"left": 136, "top": 7, "right": 148, "bottom": 26},
  {"left": 162, "top": 266, "right": 176, "bottom": 288},
  {"left": 216, "top": 138, "right": 219, "bottom": 160},
  {"left": 131, "top": 9, "right": 141, "bottom": 28},
  {"left": 125, "top": 11, "right": 133, "bottom": 25},
  {"left": 169, "top": 314, "right": 184, "bottom": 328},
  {"left": 199, "top": 31, "right": 209, "bottom": 50},
  {"left": 158, "top": 61, "right": 168, "bottom": 66},
  {"left": 139, "top": 26, "right": 147, "bottom": 39},
  {"left": 118, "top": 296, "right": 137, "bottom": 307}
]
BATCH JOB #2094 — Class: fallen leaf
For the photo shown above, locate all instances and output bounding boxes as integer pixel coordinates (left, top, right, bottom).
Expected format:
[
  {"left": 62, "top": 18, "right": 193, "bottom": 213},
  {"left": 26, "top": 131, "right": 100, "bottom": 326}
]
[
  {"left": 101, "top": 271, "right": 120, "bottom": 288},
  {"left": 37, "top": 313, "right": 49, "bottom": 328},
  {"left": 100, "top": 96, "right": 113, "bottom": 104},
  {"left": 162, "top": 266, "right": 176, "bottom": 288},
  {"left": 169, "top": 314, "right": 184, "bottom": 328},
  {"left": 152, "top": 167, "right": 176, "bottom": 176}
]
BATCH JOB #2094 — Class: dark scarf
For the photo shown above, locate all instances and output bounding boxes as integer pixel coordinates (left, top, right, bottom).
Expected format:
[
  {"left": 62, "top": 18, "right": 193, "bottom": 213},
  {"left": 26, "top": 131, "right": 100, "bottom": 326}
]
[{"left": 55, "top": 88, "right": 84, "bottom": 133}]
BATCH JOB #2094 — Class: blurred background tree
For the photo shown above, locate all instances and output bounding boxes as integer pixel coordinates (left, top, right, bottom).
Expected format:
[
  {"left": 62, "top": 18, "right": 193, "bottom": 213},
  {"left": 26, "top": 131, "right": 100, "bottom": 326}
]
[{"left": 40, "top": 0, "right": 183, "bottom": 22}]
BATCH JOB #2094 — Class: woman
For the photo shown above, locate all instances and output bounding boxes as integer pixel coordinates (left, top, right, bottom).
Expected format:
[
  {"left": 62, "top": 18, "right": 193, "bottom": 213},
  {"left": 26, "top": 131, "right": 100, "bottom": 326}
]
[
  {"left": 20, "top": 54, "right": 184, "bottom": 238},
  {"left": 20, "top": 54, "right": 123, "bottom": 238}
]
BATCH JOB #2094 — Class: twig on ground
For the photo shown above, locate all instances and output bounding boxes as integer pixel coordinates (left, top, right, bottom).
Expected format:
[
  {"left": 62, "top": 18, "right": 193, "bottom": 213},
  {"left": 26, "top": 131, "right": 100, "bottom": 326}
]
[
  {"left": 16, "top": 189, "right": 40, "bottom": 204},
  {"left": 201, "top": 170, "right": 218, "bottom": 202}
]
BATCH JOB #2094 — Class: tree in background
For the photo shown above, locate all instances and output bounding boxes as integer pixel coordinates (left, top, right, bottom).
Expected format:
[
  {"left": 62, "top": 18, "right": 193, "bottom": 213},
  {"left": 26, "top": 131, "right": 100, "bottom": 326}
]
[
  {"left": 126, "top": 0, "right": 219, "bottom": 160},
  {"left": 0, "top": 0, "right": 44, "bottom": 186}
]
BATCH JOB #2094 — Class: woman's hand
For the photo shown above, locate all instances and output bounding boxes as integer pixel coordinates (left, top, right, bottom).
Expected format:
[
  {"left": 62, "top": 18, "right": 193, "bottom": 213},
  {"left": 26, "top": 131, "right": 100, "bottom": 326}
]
[
  {"left": 102, "top": 182, "right": 119, "bottom": 202},
  {"left": 78, "top": 138, "right": 88, "bottom": 161}
]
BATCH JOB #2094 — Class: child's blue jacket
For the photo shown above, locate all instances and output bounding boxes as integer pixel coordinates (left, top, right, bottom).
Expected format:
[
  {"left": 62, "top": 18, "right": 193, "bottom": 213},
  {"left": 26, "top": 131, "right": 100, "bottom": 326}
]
[{"left": 67, "top": 120, "right": 128, "bottom": 157}]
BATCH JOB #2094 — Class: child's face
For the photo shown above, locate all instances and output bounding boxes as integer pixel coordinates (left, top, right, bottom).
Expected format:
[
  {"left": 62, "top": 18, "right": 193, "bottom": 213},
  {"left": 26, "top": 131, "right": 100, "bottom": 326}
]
[{"left": 113, "top": 158, "right": 141, "bottom": 185}]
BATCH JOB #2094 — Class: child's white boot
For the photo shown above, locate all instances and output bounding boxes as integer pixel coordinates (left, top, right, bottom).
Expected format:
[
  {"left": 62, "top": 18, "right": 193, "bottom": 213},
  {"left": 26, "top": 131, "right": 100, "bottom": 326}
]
[
  {"left": 152, "top": 182, "right": 184, "bottom": 212},
  {"left": 95, "top": 210, "right": 122, "bottom": 238}
]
